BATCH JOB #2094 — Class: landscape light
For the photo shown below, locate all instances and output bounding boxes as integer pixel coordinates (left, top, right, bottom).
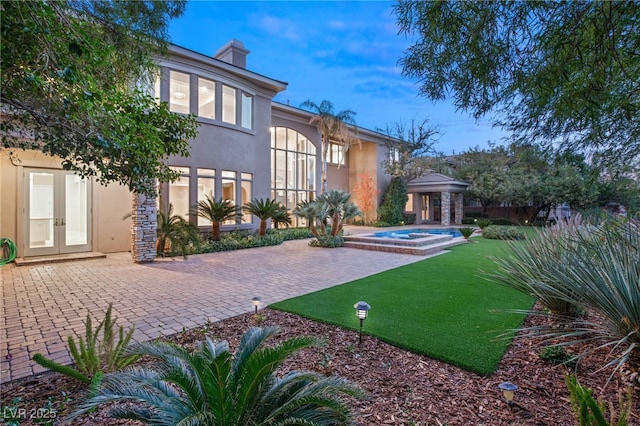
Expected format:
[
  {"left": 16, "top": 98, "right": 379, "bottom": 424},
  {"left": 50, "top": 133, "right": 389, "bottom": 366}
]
[
  {"left": 498, "top": 382, "right": 518, "bottom": 406},
  {"left": 354, "top": 301, "right": 370, "bottom": 344},
  {"left": 251, "top": 296, "right": 261, "bottom": 314}
]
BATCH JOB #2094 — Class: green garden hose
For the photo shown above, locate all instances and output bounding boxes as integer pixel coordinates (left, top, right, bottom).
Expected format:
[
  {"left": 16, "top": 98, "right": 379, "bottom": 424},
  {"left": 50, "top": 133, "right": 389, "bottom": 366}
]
[{"left": 0, "top": 238, "right": 17, "bottom": 266}]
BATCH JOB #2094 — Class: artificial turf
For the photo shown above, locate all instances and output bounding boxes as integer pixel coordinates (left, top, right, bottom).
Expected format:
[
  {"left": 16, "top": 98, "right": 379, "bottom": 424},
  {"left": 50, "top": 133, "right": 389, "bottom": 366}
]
[{"left": 270, "top": 237, "right": 533, "bottom": 376}]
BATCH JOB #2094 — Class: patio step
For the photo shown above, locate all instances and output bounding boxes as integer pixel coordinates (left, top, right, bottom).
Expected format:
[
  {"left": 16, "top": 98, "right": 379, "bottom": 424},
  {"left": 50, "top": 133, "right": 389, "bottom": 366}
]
[{"left": 343, "top": 237, "right": 467, "bottom": 256}]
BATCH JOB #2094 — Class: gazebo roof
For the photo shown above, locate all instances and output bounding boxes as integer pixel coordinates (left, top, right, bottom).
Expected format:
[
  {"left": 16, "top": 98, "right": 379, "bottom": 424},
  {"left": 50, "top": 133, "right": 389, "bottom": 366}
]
[{"left": 407, "top": 173, "right": 470, "bottom": 193}]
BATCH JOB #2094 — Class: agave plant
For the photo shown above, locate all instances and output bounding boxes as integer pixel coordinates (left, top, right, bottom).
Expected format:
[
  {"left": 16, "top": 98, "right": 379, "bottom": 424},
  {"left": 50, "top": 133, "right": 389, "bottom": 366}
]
[
  {"left": 157, "top": 204, "right": 200, "bottom": 258},
  {"left": 192, "top": 195, "right": 241, "bottom": 241},
  {"left": 490, "top": 219, "right": 640, "bottom": 377},
  {"left": 71, "top": 327, "right": 362, "bottom": 425}
]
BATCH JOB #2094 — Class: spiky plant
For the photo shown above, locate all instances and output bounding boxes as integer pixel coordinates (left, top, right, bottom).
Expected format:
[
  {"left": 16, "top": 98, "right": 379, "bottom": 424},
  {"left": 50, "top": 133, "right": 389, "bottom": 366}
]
[
  {"left": 192, "top": 195, "right": 241, "bottom": 241},
  {"left": 156, "top": 204, "right": 200, "bottom": 258},
  {"left": 71, "top": 327, "right": 362, "bottom": 425},
  {"left": 491, "top": 219, "right": 640, "bottom": 377},
  {"left": 271, "top": 204, "right": 292, "bottom": 229},
  {"left": 243, "top": 198, "right": 280, "bottom": 236}
]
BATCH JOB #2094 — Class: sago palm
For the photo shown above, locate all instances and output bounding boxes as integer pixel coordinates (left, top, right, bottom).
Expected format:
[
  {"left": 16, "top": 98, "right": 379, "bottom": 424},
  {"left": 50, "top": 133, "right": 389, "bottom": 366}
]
[
  {"left": 156, "top": 204, "right": 200, "bottom": 258},
  {"left": 271, "top": 204, "right": 292, "bottom": 229},
  {"left": 243, "top": 198, "right": 280, "bottom": 236},
  {"left": 71, "top": 326, "right": 362, "bottom": 425},
  {"left": 192, "top": 195, "right": 240, "bottom": 241}
]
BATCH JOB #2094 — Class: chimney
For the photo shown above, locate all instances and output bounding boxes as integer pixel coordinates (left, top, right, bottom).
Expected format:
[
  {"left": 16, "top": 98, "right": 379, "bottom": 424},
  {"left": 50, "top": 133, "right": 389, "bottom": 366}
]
[{"left": 214, "top": 39, "right": 250, "bottom": 68}]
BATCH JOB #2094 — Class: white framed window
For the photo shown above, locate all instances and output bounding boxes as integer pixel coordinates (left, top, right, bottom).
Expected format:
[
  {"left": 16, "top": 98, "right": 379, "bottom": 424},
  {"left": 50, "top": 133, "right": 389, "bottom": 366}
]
[
  {"left": 169, "top": 71, "right": 190, "bottom": 114},
  {"left": 222, "top": 85, "right": 236, "bottom": 124},
  {"left": 241, "top": 92, "right": 253, "bottom": 129},
  {"left": 198, "top": 77, "right": 215, "bottom": 119}
]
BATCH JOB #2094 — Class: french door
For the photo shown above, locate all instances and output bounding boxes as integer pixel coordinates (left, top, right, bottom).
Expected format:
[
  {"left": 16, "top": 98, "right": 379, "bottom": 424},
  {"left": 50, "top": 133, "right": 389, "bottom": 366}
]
[{"left": 24, "top": 169, "right": 91, "bottom": 257}]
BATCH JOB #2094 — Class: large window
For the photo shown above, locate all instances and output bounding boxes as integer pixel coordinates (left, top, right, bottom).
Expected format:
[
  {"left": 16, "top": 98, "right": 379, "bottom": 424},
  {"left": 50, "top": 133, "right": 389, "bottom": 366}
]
[
  {"left": 169, "top": 71, "right": 190, "bottom": 114},
  {"left": 196, "top": 168, "right": 215, "bottom": 226},
  {"left": 271, "top": 127, "right": 316, "bottom": 226},
  {"left": 169, "top": 167, "right": 190, "bottom": 220},
  {"left": 198, "top": 77, "right": 215, "bottom": 119},
  {"left": 222, "top": 85, "right": 236, "bottom": 124}
]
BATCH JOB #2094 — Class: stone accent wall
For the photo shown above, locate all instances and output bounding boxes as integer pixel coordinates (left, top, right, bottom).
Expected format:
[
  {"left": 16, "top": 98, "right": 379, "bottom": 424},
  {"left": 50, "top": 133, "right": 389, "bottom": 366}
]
[
  {"left": 441, "top": 191, "right": 451, "bottom": 226},
  {"left": 454, "top": 193, "right": 464, "bottom": 225},
  {"left": 131, "top": 192, "right": 157, "bottom": 263}
]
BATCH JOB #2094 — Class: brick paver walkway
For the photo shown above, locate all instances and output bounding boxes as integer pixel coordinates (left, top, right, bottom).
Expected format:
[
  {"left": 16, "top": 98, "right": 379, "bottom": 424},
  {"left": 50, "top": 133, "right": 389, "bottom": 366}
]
[{"left": 1, "top": 235, "right": 427, "bottom": 384}]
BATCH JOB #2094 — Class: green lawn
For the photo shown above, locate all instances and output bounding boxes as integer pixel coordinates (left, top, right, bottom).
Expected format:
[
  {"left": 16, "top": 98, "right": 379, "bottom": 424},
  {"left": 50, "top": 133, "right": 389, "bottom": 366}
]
[{"left": 271, "top": 237, "right": 533, "bottom": 376}]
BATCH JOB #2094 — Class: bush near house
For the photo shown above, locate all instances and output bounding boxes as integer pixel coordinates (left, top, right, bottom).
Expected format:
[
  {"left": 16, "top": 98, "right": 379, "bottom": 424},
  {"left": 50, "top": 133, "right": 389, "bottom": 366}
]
[{"left": 482, "top": 225, "right": 526, "bottom": 240}]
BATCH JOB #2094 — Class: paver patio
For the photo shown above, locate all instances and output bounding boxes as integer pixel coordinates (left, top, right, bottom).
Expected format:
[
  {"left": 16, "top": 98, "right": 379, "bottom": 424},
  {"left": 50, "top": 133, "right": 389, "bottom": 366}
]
[{"left": 1, "top": 233, "right": 428, "bottom": 384}]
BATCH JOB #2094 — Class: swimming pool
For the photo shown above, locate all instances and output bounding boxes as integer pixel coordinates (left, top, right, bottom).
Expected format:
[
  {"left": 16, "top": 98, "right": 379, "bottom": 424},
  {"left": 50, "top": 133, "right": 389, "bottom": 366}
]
[{"left": 372, "top": 228, "right": 463, "bottom": 239}]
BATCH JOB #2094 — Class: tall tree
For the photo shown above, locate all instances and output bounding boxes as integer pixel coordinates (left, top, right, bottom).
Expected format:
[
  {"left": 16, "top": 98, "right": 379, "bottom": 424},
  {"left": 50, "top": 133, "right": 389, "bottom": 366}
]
[
  {"left": 379, "top": 118, "right": 441, "bottom": 184},
  {"left": 395, "top": 1, "right": 640, "bottom": 171},
  {"left": 1, "top": 0, "right": 197, "bottom": 196},
  {"left": 300, "top": 100, "right": 358, "bottom": 194}
]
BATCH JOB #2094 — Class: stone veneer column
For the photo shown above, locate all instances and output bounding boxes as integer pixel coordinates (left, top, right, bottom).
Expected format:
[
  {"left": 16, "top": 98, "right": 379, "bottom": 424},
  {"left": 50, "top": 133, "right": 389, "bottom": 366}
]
[
  {"left": 441, "top": 191, "right": 451, "bottom": 226},
  {"left": 455, "top": 193, "right": 464, "bottom": 225},
  {"left": 131, "top": 192, "right": 157, "bottom": 263}
]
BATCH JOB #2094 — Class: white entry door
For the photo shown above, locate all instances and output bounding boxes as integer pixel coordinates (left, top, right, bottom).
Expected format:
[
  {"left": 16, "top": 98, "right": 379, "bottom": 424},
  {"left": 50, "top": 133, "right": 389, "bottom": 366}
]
[{"left": 24, "top": 169, "right": 91, "bottom": 257}]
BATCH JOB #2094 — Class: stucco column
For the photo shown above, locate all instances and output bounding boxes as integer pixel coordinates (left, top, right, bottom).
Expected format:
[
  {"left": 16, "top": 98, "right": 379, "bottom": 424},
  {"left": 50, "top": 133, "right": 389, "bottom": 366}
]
[
  {"left": 441, "top": 191, "right": 451, "bottom": 226},
  {"left": 455, "top": 193, "right": 464, "bottom": 225},
  {"left": 131, "top": 192, "right": 157, "bottom": 263}
]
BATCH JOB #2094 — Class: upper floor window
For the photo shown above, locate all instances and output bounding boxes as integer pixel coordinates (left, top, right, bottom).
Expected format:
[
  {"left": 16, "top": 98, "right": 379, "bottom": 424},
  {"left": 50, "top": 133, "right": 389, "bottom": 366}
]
[
  {"left": 328, "top": 142, "right": 345, "bottom": 165},
  {"left": 198, "top": 77, "right": 215, "bottom": 120},
  {"left": 389, "top": 147, "right": 400, "bottom": 163},
  {"left": 222, "top": 85, "right": 236, "bottom": 124},
  {"left": 241, "top": 92, "right": 253, "bottom": 129},
  {"left": 169, "top": 71, "right": 190, "bottom": 114}
]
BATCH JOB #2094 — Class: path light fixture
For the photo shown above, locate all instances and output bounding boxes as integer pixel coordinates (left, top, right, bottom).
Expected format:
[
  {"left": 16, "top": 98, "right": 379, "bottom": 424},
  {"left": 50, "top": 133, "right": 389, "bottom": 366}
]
[
  {"left": 251, "top": 296, "right": 261, "bottom": 315},
  {"left": 354, "top": 301, "right": 370, "bottom": 344},
  {"left": 498, "top": 382, "right": 518, "bottom": 406}
]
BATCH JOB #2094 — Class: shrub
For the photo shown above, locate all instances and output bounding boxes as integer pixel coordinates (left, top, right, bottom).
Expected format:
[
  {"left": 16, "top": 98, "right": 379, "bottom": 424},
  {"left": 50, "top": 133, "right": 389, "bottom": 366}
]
[
  {"left": 491, "top": 218, "right": 519, "bottom": 226},
  {"left": 482, "top": 225, "right": 526, "bottom": 240},
  {"left": 477, "top": 218, "right": 492, "bottom": 229},
  {"left": 267, "top": 227, "right": 314, "bottom": 241},
  {"left": 71, "top": 327, "right": 363, "bottom": 425},
  {"left": 33, "top": 304, "right": 139, "bottom": 384},
  {"left": 457, "top": 227, "right": 475, "bottom": 240},
  {"left": 310, "top": 235, "right": 344, "bottom": 248},
  {"left": 377, "top": 177, "right": 408, "bottom": 226},
  {"left": 465, "top": 211, "right": 489, "bottom": 218},
  {"left": 462, "top": 217, "right": 477, "bottom": 224},
  {"left": 402, "top": 212, "right": 417, "bottom": 225},
  {"left": 539, "top": 346, "right": 575, "bottom": 366},
  {"left": 200, "top": 231, "right": 284, "bottom": 253}
]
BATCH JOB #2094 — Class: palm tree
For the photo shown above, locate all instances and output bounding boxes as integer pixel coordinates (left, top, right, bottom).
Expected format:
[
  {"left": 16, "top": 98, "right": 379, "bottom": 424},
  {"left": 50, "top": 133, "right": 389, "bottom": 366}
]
[
  {"left": 243, "top": 198, "right": 280, "bottom": 236},
  {"left": 293, "top": 200, "right": 329, "bottom": 238},
  {"left": 72, "top": 327, "right": 362, "bottom": 425},
  {"left": 317, "top": 190, "right": 361, "bottom": 236},
  {"left": 300, "top": 100, "right": 359, "bottom": 194},
  {"left": 156, "top": 204, "right": 200, "bottom": 258},
  {"left": 192, "top": 195, "right": 240, "bottom": 241},
  {"left": 271, "top": 204, "right": 292, "bottom": 229}
]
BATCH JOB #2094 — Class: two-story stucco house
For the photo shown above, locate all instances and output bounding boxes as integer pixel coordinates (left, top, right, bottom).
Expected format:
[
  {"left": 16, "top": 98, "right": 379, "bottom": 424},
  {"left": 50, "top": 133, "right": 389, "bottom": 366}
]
[{"left": 0, "top": 39, "right": 467, "bottom": 263}]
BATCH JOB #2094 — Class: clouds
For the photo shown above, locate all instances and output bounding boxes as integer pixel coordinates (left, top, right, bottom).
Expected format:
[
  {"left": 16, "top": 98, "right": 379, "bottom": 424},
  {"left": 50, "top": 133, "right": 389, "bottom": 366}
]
[{"left": 168, "top": 0, "right": 507, "bottom": 154}]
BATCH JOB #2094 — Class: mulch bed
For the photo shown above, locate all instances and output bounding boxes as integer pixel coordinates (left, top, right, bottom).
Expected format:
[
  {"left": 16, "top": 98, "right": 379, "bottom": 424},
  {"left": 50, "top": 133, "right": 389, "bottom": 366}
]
[{"left": 2, "top": 308, "right": 639, "bottom": 425}]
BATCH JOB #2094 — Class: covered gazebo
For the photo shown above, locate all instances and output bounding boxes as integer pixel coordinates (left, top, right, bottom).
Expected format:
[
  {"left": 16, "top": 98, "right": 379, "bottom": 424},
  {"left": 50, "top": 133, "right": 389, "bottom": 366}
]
[{"left": 406, "top": 173, "right": 470, "bottom": 226}]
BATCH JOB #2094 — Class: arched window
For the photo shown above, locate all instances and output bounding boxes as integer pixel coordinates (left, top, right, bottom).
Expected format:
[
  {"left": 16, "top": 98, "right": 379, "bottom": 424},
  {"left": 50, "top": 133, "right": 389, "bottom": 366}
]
[{"left": 270, "top": 127, "right": 316, "bottom": 226}]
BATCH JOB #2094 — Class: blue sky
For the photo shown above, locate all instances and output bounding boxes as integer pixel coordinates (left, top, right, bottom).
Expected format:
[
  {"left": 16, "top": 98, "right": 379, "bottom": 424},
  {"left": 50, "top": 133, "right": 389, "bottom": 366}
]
[{"left": 169, "top": 0, "right": 507, "bottom": 154}]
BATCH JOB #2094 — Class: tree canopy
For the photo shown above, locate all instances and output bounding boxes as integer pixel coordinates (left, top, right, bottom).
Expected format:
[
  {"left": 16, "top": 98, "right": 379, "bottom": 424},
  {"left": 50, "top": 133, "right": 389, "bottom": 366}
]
[
  {"left": 395, "top": 1, "right": 640, "bottom": 170},
  {"left": 1, "top": 0, "right": 197, "bottom": 195}
]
